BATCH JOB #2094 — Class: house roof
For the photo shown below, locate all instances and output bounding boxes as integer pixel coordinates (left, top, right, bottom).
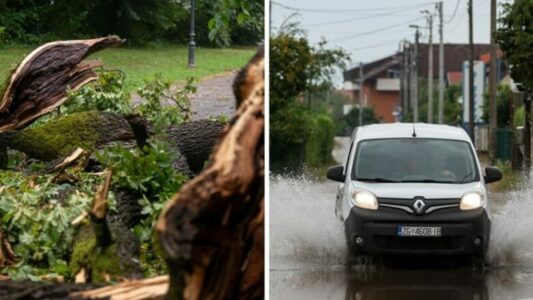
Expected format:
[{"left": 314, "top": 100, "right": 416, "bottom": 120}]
[
  {"left": 447, "top": 71, "right": 462, "bottom": 86},
  {"left": 479, "top": 49, "right": 503, "bottom": 64},
  {"left": 344, "top": 43, "right": 491, "bottom": 82},
  {"left": 417, "top": 43, "right": 491, "bottom": 77},
  {"left": 344, "top": 54, "right": 401, "bottom": 82}
]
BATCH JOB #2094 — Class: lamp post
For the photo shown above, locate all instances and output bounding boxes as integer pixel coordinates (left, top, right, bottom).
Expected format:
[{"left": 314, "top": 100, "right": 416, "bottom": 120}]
[{"left": 188, "top": 0, "right": 196, "bottom": 68}]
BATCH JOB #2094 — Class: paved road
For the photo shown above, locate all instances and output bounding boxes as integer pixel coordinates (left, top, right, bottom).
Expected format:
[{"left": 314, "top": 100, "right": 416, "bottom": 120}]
[
  {"left": 131, "top": 71, "right": 237, "bottom": 121},
  {"left": 189, "top": 72, "right": 236, "bottom": 120},
  {"left": 270, "top": 137, "right": 533, "bottom": 300}
]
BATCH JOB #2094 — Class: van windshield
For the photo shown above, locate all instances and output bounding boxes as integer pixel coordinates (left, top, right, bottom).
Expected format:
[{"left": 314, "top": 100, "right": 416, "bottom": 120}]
[{"left": 352, "top": 138, "right": 479, "bottom": 184}]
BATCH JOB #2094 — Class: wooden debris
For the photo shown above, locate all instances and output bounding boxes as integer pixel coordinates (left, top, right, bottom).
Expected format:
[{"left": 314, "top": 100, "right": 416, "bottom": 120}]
[
  {"left": 0, "top": 230, "right": 18, "bottom": 268},
  {"left": 71, "top": 275, "right": 169, "bottom": 300},
  {"left": 90, "top": 170, "right": 113, "bottom": 247},
  {"left": 156, "top": 47, "right": 264, "bottom": 300},
  {"left": 46, "top": 147, "right": 88, "bottom": 173},
  {"left": 0, "top": 36, "right": 124, "bottom": 132}
]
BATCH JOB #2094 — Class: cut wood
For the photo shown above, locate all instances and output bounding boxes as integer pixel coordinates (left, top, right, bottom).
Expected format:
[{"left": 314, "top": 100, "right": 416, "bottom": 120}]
[
  {"left": 0, "top": 36, "right": 124, "bottom": 132},
  {"left": 156, "top": 47, "right": 264, "bottom": 300}
]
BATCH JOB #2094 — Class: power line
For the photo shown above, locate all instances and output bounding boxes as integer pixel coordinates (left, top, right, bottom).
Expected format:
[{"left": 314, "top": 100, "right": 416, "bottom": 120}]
[
  {"left": 302, "top": 6, "right": 430, "bottom": 27},
  {"left": 271, "top": 1, "right": 437, "bottom": 13},
  {"left": 347, "top": 39, "right": 405, "bottom": 52},
  {"left": 329, "top": 17, "right": 425, "bottom": 42},
  {"left": 444, "top": 0, "right": 461, "bottom": 23}
]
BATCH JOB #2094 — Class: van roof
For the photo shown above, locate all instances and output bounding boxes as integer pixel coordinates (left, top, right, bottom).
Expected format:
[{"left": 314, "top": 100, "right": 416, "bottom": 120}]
[{"left": 353, "top": 123, "right": 472, "bottom": 142}]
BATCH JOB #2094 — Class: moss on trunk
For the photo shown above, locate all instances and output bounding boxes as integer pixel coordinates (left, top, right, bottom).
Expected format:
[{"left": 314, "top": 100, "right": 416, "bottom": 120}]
[
  {"left": 0, "top": 111, "right": 139, "bottom": 162},
  {"left": 70, "top": 223, "right": 142, "bottom": 283}
]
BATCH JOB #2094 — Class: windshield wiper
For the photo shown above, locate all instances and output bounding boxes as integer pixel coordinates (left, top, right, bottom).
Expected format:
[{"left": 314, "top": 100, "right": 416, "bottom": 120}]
[
  {"left": 459, "top": 172, "right": 474, "bottom": 183},
  {"left": 400, "top": 179, "right": 456, "bottom": 183},
  {"left": 356, "top": 177, "right": 400, "bottom": 183}
]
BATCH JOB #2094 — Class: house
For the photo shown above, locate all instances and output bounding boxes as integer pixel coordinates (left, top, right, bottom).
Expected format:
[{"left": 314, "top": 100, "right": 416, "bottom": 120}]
[
  {"left": 343, "top": 55, "right": 402, "bottom": 123},
  {"left": 343, "top": 43, "right": 492, "bottom": 123}
]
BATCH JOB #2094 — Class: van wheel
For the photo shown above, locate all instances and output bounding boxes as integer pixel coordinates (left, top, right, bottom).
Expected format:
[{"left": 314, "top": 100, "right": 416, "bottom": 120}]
[{"left": 472, "top": 253, "right": 488, "bottom": 272}]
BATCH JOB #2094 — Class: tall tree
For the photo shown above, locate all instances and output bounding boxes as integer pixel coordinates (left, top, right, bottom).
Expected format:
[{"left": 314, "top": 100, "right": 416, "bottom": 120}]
[{"left": 496, "top": 0, "right": 533, "bottom": 168}]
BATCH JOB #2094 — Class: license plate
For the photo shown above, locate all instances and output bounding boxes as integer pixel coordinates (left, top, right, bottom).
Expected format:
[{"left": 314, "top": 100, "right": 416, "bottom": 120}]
[{"left": 397, "top": 226, "right": 442, "bottom": 237}]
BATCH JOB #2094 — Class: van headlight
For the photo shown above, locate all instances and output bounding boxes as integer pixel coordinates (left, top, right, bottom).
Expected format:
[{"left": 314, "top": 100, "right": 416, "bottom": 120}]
[
  {"left": 351, "top": 190, "right": 378, "bottom": 210},
  {"left": 460, "top": 192, "right": 484, "bottom": 210}
]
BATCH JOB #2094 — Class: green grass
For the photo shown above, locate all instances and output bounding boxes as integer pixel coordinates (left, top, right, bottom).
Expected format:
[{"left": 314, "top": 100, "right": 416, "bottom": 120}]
[{"left": 0, "top": 46, "right": 255, "bottom": 91}]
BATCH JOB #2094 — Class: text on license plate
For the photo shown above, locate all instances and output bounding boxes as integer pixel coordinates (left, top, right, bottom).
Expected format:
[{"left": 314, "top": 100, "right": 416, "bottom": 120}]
[{"left": 397, "top": 226, "right": 442, "bottom": 237}]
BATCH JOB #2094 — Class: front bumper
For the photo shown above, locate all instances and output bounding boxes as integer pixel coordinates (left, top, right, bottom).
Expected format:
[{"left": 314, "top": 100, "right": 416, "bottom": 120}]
[{"left": 344, "top": 205, "right": 490, "bottom": 255}]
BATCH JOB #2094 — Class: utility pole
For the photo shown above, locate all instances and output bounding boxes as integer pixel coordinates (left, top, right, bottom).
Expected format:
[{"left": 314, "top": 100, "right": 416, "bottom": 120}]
[
  {"left": 410, "top": 25, "right": 420, "bottom": 122},
  {"left": 468, "top": 0, "right": 475, "bottom": 144},
  {"left": 438, "top": 2, "right": 445, "bottom": 124},
  {"left": 359, "top": 62, "right": 364, "bottom": 126},
  {"left": 402, "top": 42, "right": 410, "bottom": 117},
  {"left": 488, "top": 0, "right": 498, "bottom": 163},
  {"left": 269, "top": 1, "right": 272, "bottom": 35},
  {"left": 427, "top": 13, "right": 434, "bottom": 123}
]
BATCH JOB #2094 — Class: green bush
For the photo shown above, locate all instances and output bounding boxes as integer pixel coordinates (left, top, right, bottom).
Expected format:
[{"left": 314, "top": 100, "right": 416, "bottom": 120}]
[
  {"left": 270, "top": 100, "right": 336, "bottom": 172},
  {"left": 97, "top": 143, "right": 187, "bottom": 202},
  {"left": 137, "top": 75, "right": 195, "bottom": 132},
  {"left": 305, "top": 114, "right": 335, "bottom": 167},
  {"left": 0, "top": 172, "right": 106, "bottom": 280},
  {"left": 64, "top": 71, "right": 132, "bottom": 115}
]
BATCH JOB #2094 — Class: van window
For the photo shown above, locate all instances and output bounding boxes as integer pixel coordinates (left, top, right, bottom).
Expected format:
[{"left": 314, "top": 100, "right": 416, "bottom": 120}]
[{"left": 352, "top": 138, "right": 479, "bottom": 183}]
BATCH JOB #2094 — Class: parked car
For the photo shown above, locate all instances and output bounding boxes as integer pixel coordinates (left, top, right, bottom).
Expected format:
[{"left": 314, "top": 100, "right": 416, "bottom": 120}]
[{"left": 327, "top": 123, "right": 502, "bottom": 257}]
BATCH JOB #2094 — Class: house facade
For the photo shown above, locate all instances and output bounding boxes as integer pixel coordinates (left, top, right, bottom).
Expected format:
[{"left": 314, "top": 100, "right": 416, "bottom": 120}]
[{"left": 343, "top": 43, "right": 492, "bottom": 123}]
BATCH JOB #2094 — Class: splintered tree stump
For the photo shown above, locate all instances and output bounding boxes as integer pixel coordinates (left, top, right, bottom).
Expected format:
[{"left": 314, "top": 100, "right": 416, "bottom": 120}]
[
  {"left": 166, "top": 119, "right": 225, "bottom": 174},
  {"left": 0, "top": 36, "right": 124, "bottom": 132},
  {"left": 70, "top": 171, "right": 142, "bottom": 284},
  {"left": 156, "top": 47, "right": 264, "bottom": 300}
]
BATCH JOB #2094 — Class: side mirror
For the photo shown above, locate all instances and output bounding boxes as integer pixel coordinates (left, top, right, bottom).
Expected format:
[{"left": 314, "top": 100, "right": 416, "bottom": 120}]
[
  {"left": 484, "top": 166, "right": 503, "bottom": 184},
  {"left": 327, "top": 165, "right": 345, "bottom": 182}
]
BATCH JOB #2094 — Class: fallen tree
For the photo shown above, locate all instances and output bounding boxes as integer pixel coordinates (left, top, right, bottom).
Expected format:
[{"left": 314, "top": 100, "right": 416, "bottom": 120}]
[
  {"left": 156, "top": 47, "right": 264, "bottom": 300},
  {"left": 0, "top": 40, "right": 264, "bottom": 299},
  {"left": 166, "top": 119, "right": 225, "bottom": 174}
]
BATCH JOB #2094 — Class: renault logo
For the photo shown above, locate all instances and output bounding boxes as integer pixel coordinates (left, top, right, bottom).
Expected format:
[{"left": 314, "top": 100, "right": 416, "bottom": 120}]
[{"left": 413, "top": 198, "right": 426, "bottom": 214}]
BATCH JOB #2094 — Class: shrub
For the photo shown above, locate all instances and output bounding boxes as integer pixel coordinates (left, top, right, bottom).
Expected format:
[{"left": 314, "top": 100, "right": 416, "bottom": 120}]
[{"left": 63, "top": 71, "right": 132, "bottom": 115}]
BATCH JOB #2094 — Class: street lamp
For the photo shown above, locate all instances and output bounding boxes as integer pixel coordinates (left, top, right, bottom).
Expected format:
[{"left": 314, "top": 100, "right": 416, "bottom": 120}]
[{"left": 188, "top": 0, "right": 196, "bottom": 68}]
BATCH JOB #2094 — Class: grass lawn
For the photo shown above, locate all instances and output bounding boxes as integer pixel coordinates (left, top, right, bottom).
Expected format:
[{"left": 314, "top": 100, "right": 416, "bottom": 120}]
[{"left": 0, "top": 46, "right": 255, "bottom": 91}]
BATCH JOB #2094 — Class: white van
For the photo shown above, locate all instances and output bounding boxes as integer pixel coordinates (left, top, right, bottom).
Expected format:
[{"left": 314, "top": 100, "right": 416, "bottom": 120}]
[{"left": 327, "top": 123, "right": 502, "bottom": 257}]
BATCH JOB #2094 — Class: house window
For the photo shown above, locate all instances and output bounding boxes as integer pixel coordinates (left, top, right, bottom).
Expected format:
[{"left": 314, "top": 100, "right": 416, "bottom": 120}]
[{"left": 387, "top": 69, "right": 400, "bottom": 79}]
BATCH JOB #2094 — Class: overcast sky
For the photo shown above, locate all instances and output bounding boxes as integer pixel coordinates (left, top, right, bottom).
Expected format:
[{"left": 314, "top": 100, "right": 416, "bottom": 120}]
[{"left": 271, "top": 0, "right": 508, "bottom": 84}]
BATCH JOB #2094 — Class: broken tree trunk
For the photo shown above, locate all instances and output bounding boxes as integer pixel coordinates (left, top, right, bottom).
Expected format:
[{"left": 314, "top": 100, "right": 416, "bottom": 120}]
[
  {"left": 156, "top": 47, "right": 264, "bottom": 300},
  {"left": 166, "top": 119, "right": 225, "bottom": 174},
  {"left": 0, "top": 111, "right": 149, "bottom": 162},
  {"left": 0, "top": 36, "right": 124, "bottom": 132}
]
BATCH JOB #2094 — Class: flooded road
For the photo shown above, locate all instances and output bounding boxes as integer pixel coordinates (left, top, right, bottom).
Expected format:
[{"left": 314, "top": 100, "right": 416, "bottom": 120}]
[{"left": 270, "top": 138, "right": 533, "bottom": 300}]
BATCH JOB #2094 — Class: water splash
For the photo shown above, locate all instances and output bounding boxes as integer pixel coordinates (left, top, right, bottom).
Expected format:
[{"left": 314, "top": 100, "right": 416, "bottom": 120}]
[
  {"left": 270, "top": 175, "right": 347, "bottom": 269},
  {"left": 488, "top": 171, "right": 533, "bottom": 268}
]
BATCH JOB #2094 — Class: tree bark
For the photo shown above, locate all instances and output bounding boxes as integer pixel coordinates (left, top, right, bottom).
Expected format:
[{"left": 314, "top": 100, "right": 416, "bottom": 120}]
[
  {"left": 0, "top": 111, "right": 148, "bottom": 162},
  {"left": 0, "top": 36, "right": 124, "bottom": 132},
  {"left": 166, "top": 120, "right": 225, "bottom": 174},
  {"left": 156, "top": 47, "right": 264, "bottom": 300}
]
